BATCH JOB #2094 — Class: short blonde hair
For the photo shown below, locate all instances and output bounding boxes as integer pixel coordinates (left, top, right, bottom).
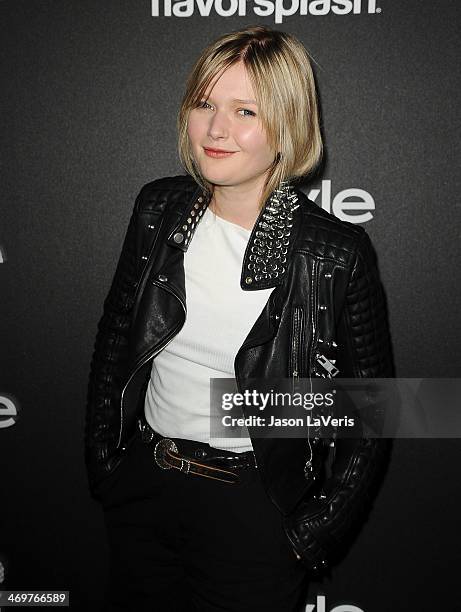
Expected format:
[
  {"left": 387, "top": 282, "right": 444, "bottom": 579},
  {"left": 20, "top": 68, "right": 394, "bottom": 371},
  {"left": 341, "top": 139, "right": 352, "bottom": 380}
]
[{"left": 177, "top": 25, "right": 323, "bottom": 210}]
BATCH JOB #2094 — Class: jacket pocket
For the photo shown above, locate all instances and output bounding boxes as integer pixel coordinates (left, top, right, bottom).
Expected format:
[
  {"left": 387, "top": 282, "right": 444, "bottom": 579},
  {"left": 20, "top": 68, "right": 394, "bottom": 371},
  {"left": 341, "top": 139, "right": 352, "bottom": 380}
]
[{"left": 289, "top": 306, "right": 305, "bottom": 378}]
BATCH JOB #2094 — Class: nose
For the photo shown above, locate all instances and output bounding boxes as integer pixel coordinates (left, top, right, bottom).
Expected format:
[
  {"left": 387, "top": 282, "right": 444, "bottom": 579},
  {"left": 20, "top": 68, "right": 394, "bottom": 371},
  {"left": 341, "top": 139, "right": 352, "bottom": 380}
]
[{"left": 207, "top": 107, "right": 230, "bottom": 140}]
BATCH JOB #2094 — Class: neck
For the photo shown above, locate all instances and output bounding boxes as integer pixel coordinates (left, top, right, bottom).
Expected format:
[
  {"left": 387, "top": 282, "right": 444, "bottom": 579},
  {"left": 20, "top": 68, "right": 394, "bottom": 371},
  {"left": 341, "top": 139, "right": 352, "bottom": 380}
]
[{"left": 209, "top": 179, "right": 266, "bottom": 231}]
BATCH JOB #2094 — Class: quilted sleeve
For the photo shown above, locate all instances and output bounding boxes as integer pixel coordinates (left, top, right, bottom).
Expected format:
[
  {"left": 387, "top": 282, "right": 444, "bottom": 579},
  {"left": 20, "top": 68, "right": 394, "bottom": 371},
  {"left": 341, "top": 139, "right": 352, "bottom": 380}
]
[
  {"left": 337, "top": 229, "right": 395, "bottom": 378},
  {"left": 84, "top": 190, "right": 142, "bottom": 495}
]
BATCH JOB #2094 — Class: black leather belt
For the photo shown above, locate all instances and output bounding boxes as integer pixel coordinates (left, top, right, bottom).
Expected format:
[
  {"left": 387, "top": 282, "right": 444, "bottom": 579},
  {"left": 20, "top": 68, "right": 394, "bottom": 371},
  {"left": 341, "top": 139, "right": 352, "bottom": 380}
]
[{"left": 137, "top": 415, "right": 258, "bottom": 484}]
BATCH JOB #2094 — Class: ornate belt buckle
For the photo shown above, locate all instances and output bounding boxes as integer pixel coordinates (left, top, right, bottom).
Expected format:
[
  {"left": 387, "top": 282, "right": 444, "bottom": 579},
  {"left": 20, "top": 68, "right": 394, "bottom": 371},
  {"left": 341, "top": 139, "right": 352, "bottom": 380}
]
[{"left": 154, "top": 438, "right": 179, "bottom": 469}]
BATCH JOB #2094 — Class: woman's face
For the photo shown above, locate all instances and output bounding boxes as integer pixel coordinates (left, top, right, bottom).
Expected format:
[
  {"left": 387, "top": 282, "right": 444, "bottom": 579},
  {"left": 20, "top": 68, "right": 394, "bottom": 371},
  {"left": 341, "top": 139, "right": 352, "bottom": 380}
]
[{"left": 187, "top": 61, "right": 276, "bottom": 191}]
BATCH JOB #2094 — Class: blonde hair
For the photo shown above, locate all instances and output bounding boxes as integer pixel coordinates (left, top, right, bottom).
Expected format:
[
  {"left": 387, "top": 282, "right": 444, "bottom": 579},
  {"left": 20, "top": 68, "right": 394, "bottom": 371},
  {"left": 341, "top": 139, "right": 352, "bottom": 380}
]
[{"left": 177, "top": 25, "right": 323, "bottom": 210}]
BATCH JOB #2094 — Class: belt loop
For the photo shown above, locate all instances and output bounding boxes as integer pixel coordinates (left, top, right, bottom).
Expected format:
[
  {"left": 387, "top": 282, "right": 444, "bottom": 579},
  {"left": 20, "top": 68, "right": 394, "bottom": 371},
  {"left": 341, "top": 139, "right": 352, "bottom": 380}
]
[
  {"left": 138, "top": 416, "right": 154, "bottom": 444},
  {"left": 180, "top": 458, "right": 191, "bottom": 474}
]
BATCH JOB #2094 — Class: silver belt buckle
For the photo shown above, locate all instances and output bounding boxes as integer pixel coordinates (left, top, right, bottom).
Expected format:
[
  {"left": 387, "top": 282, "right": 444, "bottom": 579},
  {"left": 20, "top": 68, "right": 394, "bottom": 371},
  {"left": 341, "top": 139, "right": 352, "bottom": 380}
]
[
  {"left": 154, "top": 438, "right": 192, "bottom": 474},
  {"left": 154, "top": 438, "right": 179, "bottom": 470}
]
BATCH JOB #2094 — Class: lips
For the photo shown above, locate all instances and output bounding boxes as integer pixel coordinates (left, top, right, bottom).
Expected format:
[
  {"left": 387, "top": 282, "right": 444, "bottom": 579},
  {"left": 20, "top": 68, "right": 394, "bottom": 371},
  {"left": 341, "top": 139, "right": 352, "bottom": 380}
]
[{"left": 203, "top": 147, "right": 236, "bottom": 158}]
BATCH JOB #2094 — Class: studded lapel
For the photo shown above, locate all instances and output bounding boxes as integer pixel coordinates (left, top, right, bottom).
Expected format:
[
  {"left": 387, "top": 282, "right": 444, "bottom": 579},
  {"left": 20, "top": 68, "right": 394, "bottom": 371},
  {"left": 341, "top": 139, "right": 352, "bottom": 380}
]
[{"left": 166, "top": 181, "right": 302, "bottom": 291}]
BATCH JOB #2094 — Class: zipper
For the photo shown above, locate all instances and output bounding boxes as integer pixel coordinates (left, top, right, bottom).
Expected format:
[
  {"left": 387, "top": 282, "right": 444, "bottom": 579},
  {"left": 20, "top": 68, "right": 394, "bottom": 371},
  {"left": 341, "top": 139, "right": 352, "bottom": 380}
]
[
  {"left": 316, "top": 353, "right": 339, "bottom": 377},
  {"left": 290, "top": 306, "right": 305, "bottom": 380},
  {"left": 308, "top": 260, "right": 339, "bottom": 378},
  {"left": 303, "top": 259, "right": 320, "bottom": 477},
  {"left": 308, "top": 259, "right": 319, "bottom": 376},
  {"left": 117, "top": 279, "right": 186, "bottom": 448}
]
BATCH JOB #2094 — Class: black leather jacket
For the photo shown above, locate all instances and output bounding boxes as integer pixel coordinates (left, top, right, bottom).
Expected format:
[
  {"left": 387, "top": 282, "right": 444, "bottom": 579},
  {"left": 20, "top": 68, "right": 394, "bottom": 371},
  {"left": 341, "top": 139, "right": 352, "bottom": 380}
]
[{"left": 85, "top": 174, "right": 394, "bottom": 560}]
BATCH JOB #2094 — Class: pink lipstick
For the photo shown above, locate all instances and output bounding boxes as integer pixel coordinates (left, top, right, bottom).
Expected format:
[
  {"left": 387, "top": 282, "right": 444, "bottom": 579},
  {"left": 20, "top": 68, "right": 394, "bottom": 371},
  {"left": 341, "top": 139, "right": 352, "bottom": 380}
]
[{"left": 203, "top": 147, "right": 236, "bottom": 158}]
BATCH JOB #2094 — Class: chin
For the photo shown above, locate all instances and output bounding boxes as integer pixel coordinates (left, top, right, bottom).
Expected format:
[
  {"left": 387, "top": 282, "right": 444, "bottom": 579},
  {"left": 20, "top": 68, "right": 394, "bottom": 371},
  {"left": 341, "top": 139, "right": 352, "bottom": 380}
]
[{"left": 196, "top": 166, "right": 235, "bottom": 186}]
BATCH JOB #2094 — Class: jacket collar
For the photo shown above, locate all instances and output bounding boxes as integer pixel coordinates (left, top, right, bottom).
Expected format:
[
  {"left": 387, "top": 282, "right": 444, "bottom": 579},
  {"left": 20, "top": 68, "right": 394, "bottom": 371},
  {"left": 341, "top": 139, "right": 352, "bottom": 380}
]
[{"left": 166, "top": 179, "right": 301, "bottom": 291}]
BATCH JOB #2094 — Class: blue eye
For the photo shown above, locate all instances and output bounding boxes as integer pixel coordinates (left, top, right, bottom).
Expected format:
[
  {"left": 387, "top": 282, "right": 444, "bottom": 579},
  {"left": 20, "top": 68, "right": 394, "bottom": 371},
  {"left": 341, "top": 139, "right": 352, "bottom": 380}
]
[
  {"left": 196, "top": 101, "right": 256, "bottom": 117},
  {"left": 238, "top": 108, "right": 256, "bottom": 117}
]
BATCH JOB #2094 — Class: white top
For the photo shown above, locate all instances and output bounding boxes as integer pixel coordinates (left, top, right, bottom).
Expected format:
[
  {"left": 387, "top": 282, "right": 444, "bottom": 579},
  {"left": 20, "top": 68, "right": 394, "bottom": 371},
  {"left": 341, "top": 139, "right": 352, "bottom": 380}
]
[{"left": 144, "top": 206, "right": 275, "bottom": 452}]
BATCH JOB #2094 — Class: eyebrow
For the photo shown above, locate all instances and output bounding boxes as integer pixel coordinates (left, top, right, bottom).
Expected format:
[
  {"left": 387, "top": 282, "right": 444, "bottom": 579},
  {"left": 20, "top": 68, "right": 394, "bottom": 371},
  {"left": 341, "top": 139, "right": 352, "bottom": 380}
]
[
  {"left": 203, "top": 96, "right": 258, "bottom": 105},
  {"left": 233, "top": 98, "right": 258, "bottom": 104}
]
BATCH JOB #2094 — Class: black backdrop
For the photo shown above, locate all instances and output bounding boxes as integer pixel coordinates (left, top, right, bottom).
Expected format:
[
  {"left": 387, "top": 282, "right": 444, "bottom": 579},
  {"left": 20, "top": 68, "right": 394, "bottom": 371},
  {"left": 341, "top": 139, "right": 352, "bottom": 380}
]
[{"left": 1, "top": 1, "right": 460, "bottom": 610}]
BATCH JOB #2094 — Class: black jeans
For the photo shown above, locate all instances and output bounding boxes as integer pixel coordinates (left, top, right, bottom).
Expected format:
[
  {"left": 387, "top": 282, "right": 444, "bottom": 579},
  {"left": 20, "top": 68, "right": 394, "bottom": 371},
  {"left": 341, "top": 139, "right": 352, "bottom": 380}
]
[{"left": 101, "top": 427, "right": 309, "bottom": 612}]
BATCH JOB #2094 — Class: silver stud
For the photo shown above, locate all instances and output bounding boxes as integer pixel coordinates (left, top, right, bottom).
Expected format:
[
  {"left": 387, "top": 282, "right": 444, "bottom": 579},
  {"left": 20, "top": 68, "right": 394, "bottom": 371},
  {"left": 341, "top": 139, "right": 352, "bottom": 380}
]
[
  {"left": 158, "top": 274, "right": 168, "bottom": 282},
  {"left": 274, "top": 314, "right": 280, "bottom": 320},
  {"left": 173, "top": 233, "right": 184, "bottom": 244},
  {"left": 198, "top": 196, "right": 203, "bottom": 202},
  {"left": 187, "top": 218, "right": 192, "bottom": 224},
  {"left": 245, "top": 276, "right": 253, "bottom": 284},
  {"left": 182, "top": 225, "right": 188, "bottom": 231},
  {"left": 242, "top": 183, "right": 297, "bottom": 283},
  {"left": 147, "top": 224, "right": 155, "bottom": 229},
  {"left": 141, "top": 255, "right": 148, "bottom": 260}
]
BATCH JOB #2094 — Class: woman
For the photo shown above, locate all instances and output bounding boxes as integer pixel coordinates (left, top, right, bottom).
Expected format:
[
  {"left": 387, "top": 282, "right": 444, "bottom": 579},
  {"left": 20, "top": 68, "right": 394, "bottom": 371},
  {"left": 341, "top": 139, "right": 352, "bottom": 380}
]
[{"left": 85, "top": 25, "right": 394, "bottom": 612}]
